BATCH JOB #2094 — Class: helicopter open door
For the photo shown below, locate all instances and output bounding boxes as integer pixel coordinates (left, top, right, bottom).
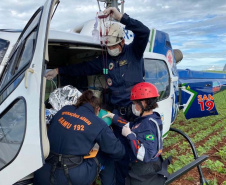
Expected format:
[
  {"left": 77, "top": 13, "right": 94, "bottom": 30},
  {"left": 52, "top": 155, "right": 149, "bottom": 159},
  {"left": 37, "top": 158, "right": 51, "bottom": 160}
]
[{"left": 0, "top": 0, "right": 59, "bottom": 184}]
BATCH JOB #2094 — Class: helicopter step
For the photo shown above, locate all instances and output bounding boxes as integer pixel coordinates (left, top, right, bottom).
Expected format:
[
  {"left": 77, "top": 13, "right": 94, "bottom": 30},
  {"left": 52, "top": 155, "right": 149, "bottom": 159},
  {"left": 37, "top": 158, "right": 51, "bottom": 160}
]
[{"left": 165, "top": 155, "right": 208, "bottom": 185}]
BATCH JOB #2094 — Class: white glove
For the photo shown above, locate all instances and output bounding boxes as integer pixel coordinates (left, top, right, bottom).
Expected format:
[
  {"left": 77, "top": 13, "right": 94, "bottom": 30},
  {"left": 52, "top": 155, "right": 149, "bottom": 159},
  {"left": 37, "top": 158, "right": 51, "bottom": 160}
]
[
  {"left": 102, "top": 112, "right": 115, "bottom": 119},
  {"left": 103, "top": 7, "right": 123, "bottom": 21},
  {"left": 122, "top": 124, "right": 132, "bottom": 137},
  {"left": 45, "top": 68, "right": 58, "bottom": 80},
  {"left": 125, "top": 122, "right": 130, "bottom": 127}
]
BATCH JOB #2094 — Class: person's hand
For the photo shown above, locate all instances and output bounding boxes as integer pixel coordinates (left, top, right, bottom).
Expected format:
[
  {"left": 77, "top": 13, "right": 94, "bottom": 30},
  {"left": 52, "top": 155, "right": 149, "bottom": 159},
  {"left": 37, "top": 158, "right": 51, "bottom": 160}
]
[
  {"left": 122, "top": 124, "right": 132, "bottom": 137},
  {"left": 102, "top": 112, "right": 115, "bottom": 119},
  {"left": 46, "top": 68, "right": 58, "bottom": 80},
  {"left": 103, "top": 7, "right": 123, "bottom": 21}
]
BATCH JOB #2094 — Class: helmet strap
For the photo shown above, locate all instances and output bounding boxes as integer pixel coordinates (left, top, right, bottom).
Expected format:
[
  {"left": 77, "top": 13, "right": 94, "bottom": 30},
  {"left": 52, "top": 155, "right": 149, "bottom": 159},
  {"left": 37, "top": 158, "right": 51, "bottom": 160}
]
[
  {"left": 137, "top": 101, "right": 145, "bottom": 117},
  {"left": 118, "top": 38, "right": 125, "bottom": 49},
  {"left": 119, "top": 42, "right": 122, "bottom": 49}
]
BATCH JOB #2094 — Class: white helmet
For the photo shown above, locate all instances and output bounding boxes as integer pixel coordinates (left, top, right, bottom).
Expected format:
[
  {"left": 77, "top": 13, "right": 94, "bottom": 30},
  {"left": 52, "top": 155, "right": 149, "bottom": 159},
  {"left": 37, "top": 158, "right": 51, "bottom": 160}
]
[{"left": 104, "top": 23, "right": 124, "bottom": 46}]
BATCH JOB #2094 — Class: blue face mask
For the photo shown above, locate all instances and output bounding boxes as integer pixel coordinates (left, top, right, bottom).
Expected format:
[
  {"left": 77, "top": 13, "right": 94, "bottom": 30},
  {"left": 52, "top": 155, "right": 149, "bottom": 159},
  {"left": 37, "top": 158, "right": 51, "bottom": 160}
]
[
  {"left": 107, "top": 47, "right": 120, "bottom": 56},
  {"left": 132, "top": 104, "right": 141, "bottom": 116}
]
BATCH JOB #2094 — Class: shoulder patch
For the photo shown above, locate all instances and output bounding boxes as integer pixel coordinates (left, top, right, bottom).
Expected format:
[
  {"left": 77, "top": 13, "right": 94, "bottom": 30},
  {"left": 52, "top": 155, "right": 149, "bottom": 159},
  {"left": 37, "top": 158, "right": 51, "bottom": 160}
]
[
  {"left": 145, "top": 134, "right": 155, "bottom": 141},
  {"left": 119, "top": 60, "right": 128, "bottom": 66}
]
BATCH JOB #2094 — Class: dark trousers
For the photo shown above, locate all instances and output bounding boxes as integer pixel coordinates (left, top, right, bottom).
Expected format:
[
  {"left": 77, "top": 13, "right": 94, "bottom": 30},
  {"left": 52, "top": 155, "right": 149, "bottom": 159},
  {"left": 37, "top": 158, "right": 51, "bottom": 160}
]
[
  {"left": 34, "top": 151, "right": 115, "bottom": 185},
  {"left": 112, "top": 105, "right": 137, "bottom": 185},
  {"left": 112, "top": 129, "right": 130, "bottom": 185},
  {"left": 125, "top": 158, "right": 166, "bottom": 185},
  {"left": 97, "top": 150, "right": 115, "bottom": 185}
]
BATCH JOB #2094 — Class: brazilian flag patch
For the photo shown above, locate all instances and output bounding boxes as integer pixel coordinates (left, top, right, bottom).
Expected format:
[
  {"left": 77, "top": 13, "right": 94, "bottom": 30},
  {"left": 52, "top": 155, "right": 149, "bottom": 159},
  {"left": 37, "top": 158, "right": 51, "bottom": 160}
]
[{"left": 146, "top": 134, "right": 155, "bottom": 141}]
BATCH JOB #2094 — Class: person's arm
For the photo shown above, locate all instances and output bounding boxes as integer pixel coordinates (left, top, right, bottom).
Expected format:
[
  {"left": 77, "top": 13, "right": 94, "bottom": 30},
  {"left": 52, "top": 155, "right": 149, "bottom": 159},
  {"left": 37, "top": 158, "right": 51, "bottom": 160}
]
[
  {"left": 102, "top": 112, "right": 129, "bottom": 127},
  {"left": 45, "top": 57, "right": 103, "bottom": 80},
  {"left": 112, "top": 114, "right": 129, "bottom": 127},
  {"left": 95, "top": 126, "right": 125, "bottom": 160},
  {"left": 127, "top": 131, "right": 159, "bottom": 162},
  {"left": 59, "top": 56, "right": 103, "bottom": 76},
  {"left": 122, "top": 125, "right": 160, "bottom": 162},
  {"left": 120, "top": 14, "right": 150, "bottom": 59}
]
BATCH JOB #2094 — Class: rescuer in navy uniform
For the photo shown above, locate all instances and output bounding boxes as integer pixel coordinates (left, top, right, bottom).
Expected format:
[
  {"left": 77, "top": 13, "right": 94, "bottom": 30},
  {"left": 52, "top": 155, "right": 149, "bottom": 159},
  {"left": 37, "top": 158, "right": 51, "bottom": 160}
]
[
  {"left": 103, "top": 82, "right": 169, "bottom": 185},
  {"left": 46, "top": 7, "right": 150, "bottom": 184},
  {"left": 34, "top": 90, "right": 125, "bottom": 185}
]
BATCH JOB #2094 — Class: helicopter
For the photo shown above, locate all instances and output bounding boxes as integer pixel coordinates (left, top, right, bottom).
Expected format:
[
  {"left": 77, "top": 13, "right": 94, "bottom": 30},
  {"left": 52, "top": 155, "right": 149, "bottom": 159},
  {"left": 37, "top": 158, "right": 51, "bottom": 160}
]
[{"left": 0, "top": 0, "right": 226, "bottom": 184}]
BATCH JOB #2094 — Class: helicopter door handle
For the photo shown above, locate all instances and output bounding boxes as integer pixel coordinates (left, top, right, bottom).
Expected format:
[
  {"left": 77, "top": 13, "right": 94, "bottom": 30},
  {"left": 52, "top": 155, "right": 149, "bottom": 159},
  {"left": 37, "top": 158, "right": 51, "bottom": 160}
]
[{"left": 25, "top": 68, "right": 34, "bottom": 88}]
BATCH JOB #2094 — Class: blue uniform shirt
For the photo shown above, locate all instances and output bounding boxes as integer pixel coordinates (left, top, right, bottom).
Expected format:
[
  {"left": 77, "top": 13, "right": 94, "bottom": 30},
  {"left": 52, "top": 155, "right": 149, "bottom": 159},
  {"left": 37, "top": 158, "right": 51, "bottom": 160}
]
[
  {"left": 48, "top": 103, "right": 125, "bottom": 159},
  {"left": 59, "top": 14, "right": 150, "bottom": 106},
  {"left": 112, "top": 112, "right": 163, "bottom": 163}
]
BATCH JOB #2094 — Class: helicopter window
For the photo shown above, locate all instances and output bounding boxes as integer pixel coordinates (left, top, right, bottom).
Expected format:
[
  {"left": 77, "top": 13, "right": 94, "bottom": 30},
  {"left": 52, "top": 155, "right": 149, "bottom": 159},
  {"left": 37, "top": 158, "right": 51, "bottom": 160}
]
[
  {"left": 0, "top": 99, "right": 26, "bottom": 170},
  {"left": 0, "top": 9, "right": 42, "bottom": 103},
  {"left": 0, "top": 39, "right": 10, "bottom": 64},
  {"left": 0, "top": 29, "right": 37, "bottom": 89},
  {"left": 13, "top": 30, "right": 37, "bottom": 75},
  {"left": 144, "top": 59, "right": 170, "bottom": 101},
  {"left": 165, "top": 41, "right": 172, "bottom": 49}
]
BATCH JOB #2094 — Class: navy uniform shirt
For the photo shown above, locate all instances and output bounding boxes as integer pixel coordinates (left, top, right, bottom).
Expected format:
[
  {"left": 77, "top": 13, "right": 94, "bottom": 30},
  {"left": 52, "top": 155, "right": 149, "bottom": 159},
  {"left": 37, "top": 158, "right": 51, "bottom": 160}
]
[
  {"left": 48, "top": 103, "right": 125, "bottom": 159},
  {"left": 59, "top": 14, "right": 150, "bottom": 106},
  {"left": 112, "top": 112, "right": 163, "bottom": 162}
]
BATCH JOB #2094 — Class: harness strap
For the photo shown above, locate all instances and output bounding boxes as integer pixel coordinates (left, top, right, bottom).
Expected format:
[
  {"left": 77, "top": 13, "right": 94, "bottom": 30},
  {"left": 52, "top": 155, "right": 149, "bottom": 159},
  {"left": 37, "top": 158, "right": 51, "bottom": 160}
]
[
  {"left": 93, "top": 157, "right": 100, "bottom": 168},
  {"left": 94, "top": 157, "right": 101, "bottom": 175},
  {"left": 48, "top": 152, "right": 83, "bottom": 185},
  {"left": 50, "top": 151, "right": 79, "bottom": 158},
  {"left": 63, "top": 163, "right": 73, "bottom": 185},
  {"left": 50, "top": 161, "right": 57, "bottom": 185},
  {"left": 157, "top": 155, "right": 172, "bottom": 178},
  {"left": 149, "top": 118, "right": 163, "bottom": 159}
]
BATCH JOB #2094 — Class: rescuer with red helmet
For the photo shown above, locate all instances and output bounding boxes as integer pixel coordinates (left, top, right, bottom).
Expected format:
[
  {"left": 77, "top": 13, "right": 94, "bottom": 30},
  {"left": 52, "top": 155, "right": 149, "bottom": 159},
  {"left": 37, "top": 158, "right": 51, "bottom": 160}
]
[{"left": 103, "top": 82, "right": 169, "bottom": 185}]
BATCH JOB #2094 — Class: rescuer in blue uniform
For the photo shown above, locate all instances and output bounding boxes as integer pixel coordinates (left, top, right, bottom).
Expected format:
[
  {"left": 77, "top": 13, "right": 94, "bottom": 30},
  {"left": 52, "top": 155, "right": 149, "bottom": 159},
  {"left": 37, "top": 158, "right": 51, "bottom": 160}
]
[
  {"left": 46, "top": 7, "right": 150, "bottom": 184},
  {"left": 103, "top": 82, "right": 169, "bottom": 185},
  {"left": 46, "top": 7, "right": 149, "bottom": 114},
  {"left": 34, "top": 90, "right": 125, "bottom": 185}
]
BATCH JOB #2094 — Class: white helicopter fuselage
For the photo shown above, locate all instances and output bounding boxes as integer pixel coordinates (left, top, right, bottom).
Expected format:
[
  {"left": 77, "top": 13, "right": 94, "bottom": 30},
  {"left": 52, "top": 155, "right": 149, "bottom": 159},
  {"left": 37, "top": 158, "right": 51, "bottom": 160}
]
[{"left": 0, "top": 0, "right": 179, "bottom": 184}]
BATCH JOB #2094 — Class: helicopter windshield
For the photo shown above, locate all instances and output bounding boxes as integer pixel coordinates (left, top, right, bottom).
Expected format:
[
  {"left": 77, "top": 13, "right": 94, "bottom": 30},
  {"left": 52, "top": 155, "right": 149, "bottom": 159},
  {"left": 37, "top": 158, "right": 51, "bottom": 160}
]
[
  {"left": 144, "top": 59, "right": 170, "bottom": 101},
  {"left": 0, "top": 39, "right": 10, "bottom": 64}
]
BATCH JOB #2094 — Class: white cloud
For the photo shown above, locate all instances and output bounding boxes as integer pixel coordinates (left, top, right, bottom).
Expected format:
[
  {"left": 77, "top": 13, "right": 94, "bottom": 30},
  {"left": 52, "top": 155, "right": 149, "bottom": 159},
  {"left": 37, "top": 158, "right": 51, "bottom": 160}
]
[{"left": 0, "top": 0, "right": 225, "bottom": 71}]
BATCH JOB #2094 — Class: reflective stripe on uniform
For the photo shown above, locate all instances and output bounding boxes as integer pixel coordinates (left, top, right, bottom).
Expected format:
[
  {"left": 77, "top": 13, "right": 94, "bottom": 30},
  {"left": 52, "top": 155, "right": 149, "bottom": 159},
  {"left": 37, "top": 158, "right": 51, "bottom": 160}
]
[
  {"left": 137, "top": 144, "right": 145, "bottom": 161},
  {"left": 149, "top": 118, "right": 163, "bottom": 159}
]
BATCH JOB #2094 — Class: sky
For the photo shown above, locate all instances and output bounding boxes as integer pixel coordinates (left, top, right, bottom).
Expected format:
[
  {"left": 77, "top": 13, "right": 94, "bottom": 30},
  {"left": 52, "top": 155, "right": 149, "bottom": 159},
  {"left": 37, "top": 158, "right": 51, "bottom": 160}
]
[{"left": 0, "top": 0, "right": 226, "bottom": 71}]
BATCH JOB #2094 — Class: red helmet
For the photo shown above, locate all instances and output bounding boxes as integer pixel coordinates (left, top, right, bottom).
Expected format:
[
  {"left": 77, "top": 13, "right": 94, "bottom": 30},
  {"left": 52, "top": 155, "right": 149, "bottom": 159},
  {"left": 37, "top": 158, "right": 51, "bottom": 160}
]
[{"left": 130, "top": 82, "right": 159, "bottom": 101}]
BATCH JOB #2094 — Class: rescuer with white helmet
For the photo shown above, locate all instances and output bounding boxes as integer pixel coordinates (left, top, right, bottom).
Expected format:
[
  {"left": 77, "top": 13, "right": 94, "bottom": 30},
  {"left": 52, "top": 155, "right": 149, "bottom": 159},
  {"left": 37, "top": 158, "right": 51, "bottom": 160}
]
[
  {"left": 105, "top": 23, "right": 125, "bottom": 56},
  {"left": 106, "top": 23, "right": 124, "bottom": 46},
  {"left": 46, "top": 7, "right": 150, "bottom": 184}
]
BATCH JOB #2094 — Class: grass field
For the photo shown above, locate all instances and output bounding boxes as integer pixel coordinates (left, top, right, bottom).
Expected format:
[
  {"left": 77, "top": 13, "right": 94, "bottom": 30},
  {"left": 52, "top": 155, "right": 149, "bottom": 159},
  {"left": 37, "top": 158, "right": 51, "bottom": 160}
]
[{"left": 163, "top": 90, "right": 226, "bottom": 185}]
